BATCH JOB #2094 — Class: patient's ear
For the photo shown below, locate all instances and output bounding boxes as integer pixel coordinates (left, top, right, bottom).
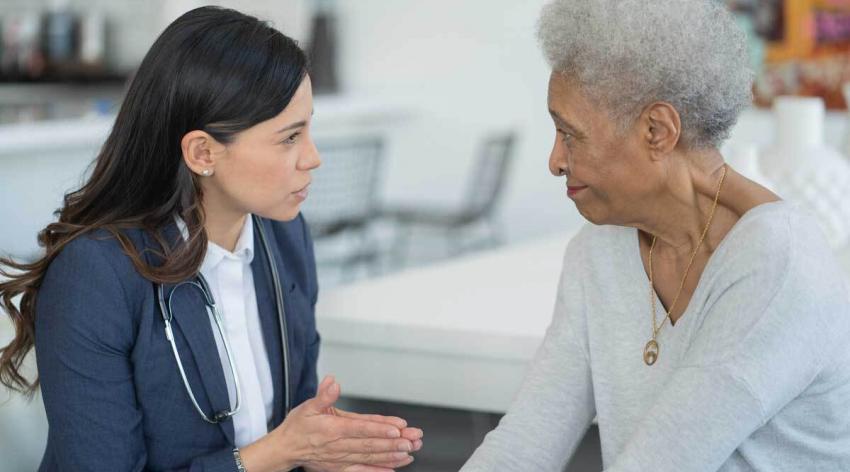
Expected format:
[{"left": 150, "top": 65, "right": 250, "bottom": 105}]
[{"left": 640, "top": 102, "right": 681, "bottom": 160}]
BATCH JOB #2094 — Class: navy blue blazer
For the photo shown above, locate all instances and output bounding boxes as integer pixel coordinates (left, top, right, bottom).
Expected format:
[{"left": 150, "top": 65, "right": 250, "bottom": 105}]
[{"left": 34, "top": 215, "right": 320, "bottom": 471}]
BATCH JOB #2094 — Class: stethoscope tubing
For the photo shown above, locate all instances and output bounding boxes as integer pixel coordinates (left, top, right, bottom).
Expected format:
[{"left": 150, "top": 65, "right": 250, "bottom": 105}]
[{"left": 155, "top": 215, "right": 291, "bottom": 424}]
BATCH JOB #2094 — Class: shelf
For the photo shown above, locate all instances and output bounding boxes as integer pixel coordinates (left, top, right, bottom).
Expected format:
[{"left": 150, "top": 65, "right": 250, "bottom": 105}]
[{"left": 0, "top": 74, "right": 129, "bottom": 85}]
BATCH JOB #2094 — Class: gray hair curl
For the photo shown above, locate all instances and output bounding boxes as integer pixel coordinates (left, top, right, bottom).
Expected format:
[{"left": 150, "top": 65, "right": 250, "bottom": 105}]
[{"left": 537, "top": 0, "right": 753, "bottom": 149}]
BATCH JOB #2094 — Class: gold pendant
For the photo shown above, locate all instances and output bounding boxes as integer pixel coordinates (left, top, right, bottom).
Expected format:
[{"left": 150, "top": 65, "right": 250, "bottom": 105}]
[{"left": 643, "top": 339, "right": 659, "bottom": 366}]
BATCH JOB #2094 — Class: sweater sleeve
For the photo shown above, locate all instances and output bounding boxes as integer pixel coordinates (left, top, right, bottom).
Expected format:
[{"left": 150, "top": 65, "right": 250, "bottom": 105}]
[{"left": 461, "top": 240, "right": 596, "bottom": 471}]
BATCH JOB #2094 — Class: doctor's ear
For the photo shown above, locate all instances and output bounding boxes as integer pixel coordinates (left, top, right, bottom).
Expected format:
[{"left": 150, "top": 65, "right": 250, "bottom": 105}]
[{"left": 181, "top": 130, "right": 225, "bottom": 177}]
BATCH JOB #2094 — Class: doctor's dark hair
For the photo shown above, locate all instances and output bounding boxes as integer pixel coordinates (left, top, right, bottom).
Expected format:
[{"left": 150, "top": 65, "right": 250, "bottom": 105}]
[{"left": 0, "top": 6, "right": 308, "bottom": 395}]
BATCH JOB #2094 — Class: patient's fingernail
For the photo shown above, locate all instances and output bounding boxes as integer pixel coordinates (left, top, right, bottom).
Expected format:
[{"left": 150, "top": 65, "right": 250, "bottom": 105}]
[
  {"left": 398, "top": 441, "right": 412, "bottom": 452},
  {"left": 393, "top": 452, "right": 410, "bottom": 461},
  {"left": 387, "top": 428, "right": 401, "bottom": 438}
]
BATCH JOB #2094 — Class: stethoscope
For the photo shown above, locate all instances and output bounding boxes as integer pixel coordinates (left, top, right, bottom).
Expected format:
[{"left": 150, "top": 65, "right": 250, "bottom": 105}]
[{"left": 156, "top": 215, "right": 291, "bottom": 424}]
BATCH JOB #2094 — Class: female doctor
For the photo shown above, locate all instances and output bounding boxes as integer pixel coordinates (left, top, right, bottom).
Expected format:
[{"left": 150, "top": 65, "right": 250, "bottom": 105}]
[{"left": 0, "top": 7, "right": 422, "bottom": 472}]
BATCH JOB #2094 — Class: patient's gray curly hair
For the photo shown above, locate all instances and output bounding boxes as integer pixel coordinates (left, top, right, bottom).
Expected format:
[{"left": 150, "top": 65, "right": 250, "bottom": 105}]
[{"left": 537, "top": 0, "right": 753, "bottom": 149}]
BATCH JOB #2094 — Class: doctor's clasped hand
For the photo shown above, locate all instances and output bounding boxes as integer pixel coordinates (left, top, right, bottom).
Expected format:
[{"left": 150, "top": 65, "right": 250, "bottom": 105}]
[{"left": 240, "top": 376, "right": 424, "bottom": 472}]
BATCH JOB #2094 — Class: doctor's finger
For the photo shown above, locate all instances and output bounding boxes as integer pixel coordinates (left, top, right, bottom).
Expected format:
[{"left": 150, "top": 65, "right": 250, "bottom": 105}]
[
  {"left": 317, "top": 375, "right": 335, "bottom": 394},
  {"left": 328, "top": 437, "right": 413, "bottom": 455},
  {"left": 358, "top": 454, "right": 415, "bottom": 470},
  {"left": 339, "top": 465, "right": 396, "bottom": 472},
  {"left": 330, "top": 417, "right": 403, "bottom": 439},
  {"left": 399, "top": 427, "right": 423, "bottom": 441},
  {"left": 331, "top": 409, "right": 407, "bottom": 429},
  {"left": 325, "top": 450, "right": 411, "bottom": 467}
]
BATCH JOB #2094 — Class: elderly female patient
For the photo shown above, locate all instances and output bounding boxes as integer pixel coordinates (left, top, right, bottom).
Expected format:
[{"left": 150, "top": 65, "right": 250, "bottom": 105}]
[{"left": 462, "top": 1, "right": 850, "bottom": 471}]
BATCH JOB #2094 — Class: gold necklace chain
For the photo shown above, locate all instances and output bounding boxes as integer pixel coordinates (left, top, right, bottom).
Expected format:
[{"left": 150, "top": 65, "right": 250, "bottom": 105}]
[{"left": 643, "top": 164, "right": 728, "bottom": 366}]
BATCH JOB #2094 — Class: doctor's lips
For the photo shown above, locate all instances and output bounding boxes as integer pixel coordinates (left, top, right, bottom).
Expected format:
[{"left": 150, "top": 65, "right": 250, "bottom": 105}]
[
  {"left": 293, "top": 182, "right": 310, "bottom": 200},
  {"left": 567, "top": 183, "right": 588, "bottom": 197}
]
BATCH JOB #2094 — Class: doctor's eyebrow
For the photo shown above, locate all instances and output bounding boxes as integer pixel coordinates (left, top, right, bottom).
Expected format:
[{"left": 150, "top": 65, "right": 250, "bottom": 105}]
[{"left": 276, "top": 109, "right": 315, "bottom": 133}]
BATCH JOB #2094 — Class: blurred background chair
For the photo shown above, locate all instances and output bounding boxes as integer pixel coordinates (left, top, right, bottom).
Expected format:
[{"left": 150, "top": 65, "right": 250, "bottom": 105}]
[
  {"left": 300, "top": 135, "right": 385, "bottom": 282},
  {"left": 384, "top": 132, "right": 516, "bottom": 267}
]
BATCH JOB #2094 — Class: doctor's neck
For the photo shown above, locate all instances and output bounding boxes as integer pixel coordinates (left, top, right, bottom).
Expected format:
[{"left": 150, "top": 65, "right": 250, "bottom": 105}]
[{"left": 203, "top": 203, "right": 247, "bottom": 253}]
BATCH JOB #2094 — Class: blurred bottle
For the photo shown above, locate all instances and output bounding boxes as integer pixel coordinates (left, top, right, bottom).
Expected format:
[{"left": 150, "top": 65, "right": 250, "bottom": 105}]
[
  {"left": 43, "top": 1, "right": 79, "bottom": 77},
  {"left": 1, "top": 12, "right": 45, "bottom": 80},
  {"left": 78, "top": 10, "right": 106, "bottom": 67},
  {"left": 841, "top": 82, "right": 850, "bottom": 160},
  {"left": 308, "top": 0, "right": 339, "bottom": 95}
]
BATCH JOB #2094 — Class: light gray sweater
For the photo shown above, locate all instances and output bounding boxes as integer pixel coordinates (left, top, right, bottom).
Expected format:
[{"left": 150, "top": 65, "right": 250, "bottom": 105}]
[{"left": 461, "top": 201, "right": 850, "bottom": 471}]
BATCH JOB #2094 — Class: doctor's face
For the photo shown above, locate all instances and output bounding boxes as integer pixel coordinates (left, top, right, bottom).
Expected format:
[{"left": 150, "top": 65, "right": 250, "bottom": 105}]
[{"left": 204, "top": 75, "right": 321, "bottom": 222}]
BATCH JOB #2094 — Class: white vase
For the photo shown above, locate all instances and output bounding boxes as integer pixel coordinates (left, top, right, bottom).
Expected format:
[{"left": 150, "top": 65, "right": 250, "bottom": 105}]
[
  {"left": 841, "top": 82, "right": 850, "bottom": 160},
  {"left": 760, "top": 96, "right": 850, "bottom": 249}
]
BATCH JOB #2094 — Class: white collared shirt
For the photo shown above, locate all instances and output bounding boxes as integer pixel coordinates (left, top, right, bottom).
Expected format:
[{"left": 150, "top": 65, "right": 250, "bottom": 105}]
[{"left": 177, "top": 214, "right": 274, "bottom": 447}]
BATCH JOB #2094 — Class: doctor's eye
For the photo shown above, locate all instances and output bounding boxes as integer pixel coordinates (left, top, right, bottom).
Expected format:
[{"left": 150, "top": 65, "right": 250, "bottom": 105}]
[{"left": 281, "top": 132, "right": 301, "bottom": 145}]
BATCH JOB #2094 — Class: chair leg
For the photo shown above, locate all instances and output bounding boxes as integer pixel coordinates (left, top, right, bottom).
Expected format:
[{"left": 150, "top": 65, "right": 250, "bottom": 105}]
[
  {"left": 446, "top": 226, "right": 463, "bottom": 257},
  {"left": 339, "top": 232, "right": 359, "bottom": 283},
  {"left": 486, "top": 219, "right": 503, "bottom": 248},
  {"left": 391, "top": 224, "right": 412, "bottom": 270},
  {"left": 363, "top": 229, "right": 382, "bottom": 277}
]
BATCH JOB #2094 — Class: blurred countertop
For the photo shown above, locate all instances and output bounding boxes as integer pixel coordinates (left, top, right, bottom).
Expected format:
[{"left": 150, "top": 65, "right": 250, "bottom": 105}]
[{"left": 0, "top": 94, "right": 419, "bottom": 157}]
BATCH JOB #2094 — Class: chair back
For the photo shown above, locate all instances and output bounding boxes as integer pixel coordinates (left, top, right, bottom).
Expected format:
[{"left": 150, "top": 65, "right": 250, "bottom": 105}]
[
  {"left": 301, "top": 136, "right": 384, "bottom": 237},
  {"left": 461, "top": 132, "right": 516, "bottom": 221}
]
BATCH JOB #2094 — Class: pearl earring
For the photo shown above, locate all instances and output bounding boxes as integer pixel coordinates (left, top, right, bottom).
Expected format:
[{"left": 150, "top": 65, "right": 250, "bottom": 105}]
[{"left": 201, "top": 169, "right": 213, "bottom": 177}]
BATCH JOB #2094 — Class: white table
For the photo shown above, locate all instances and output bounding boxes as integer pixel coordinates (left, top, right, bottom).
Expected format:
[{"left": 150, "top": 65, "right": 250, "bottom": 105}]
[{"left": 316, "top": 233, "right": 573, "bottom": 413}]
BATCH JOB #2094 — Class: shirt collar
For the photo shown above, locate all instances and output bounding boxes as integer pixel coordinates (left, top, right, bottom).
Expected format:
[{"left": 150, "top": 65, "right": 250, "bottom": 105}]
[{"left": 174, "top": 214, "right": 255, "bottom": 273}]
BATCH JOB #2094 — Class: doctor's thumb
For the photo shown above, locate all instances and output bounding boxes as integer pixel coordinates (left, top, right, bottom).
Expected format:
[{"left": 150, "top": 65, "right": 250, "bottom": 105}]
[{"left": 311, "top": 378, "right": 340, "bottom": 412}]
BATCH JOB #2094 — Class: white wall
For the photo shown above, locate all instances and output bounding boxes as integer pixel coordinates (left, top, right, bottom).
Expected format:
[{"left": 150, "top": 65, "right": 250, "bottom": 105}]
[
  {"left": 4, "top": 0, "right": 850, "bottom": 257},
  {"left": 334, "top": 0, "right": 587, "bottom": 241},
  {"left": 0, "top": 0, "right": 585, "bottom": 259}
]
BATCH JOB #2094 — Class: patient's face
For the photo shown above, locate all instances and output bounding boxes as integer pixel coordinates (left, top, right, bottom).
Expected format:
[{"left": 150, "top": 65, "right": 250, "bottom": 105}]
[{"left": 546, "top": 72, "right": 653, "bottom": 226}]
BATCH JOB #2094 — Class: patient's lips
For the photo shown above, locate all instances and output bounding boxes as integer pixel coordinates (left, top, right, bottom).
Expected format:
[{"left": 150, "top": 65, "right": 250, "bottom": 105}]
[{"left": 567, "top": 183, "right": 588, "bottom": 198}]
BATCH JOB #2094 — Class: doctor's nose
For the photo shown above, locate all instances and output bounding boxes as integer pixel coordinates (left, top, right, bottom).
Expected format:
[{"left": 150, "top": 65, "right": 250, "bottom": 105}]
[{"left": 300, "top": 137, "right": 321, "bottom": 171}]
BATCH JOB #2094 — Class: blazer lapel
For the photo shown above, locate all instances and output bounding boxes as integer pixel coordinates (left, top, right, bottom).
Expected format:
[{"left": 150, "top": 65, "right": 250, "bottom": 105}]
[
  {"left": 145, "top": 221, "right": 236, "bottom": 445},
  {"left": 251, "top": 218, "right": 286, "bottom": 428}
]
